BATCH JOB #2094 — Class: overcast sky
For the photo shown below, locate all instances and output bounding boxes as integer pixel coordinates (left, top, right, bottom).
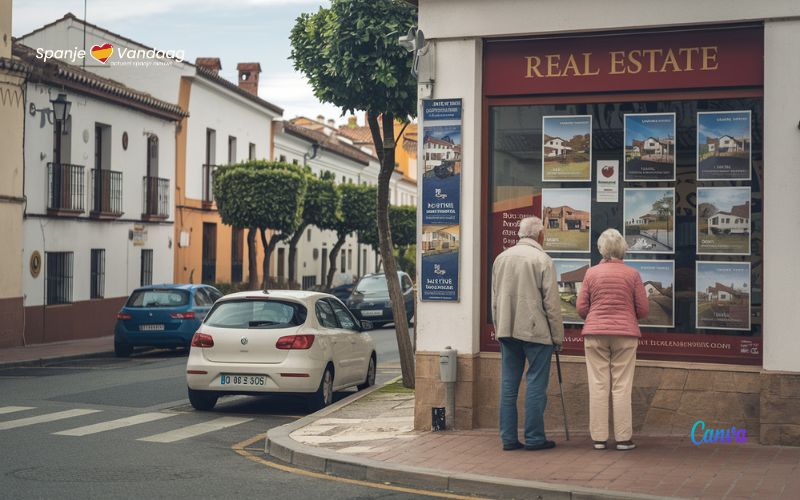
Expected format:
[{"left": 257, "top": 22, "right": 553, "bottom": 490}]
[{"left": 12, "top": 0, "right": 362, "bottom": 124}]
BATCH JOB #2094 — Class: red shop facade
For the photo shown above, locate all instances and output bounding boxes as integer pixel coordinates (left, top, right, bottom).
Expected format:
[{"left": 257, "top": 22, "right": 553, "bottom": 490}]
[{"left": 480, "top": 24, "right": 764, "bottom": 365}]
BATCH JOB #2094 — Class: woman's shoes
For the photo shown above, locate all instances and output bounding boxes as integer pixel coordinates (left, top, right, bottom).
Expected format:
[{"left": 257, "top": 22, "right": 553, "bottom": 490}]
[
  {"left": 616, "top": 440, "right": 636, "bottom": 450},
  {"left": 593, "top": 441, "right": 607, "bottom": 450}
]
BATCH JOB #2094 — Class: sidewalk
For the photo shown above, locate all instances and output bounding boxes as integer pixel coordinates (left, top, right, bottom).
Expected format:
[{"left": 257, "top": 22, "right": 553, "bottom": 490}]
[
  {"left": 267, "top": 380, "right": 800, "bottom": 500},
  {"left": 0, "top": 336, "right": 114, "bottom": 368}
]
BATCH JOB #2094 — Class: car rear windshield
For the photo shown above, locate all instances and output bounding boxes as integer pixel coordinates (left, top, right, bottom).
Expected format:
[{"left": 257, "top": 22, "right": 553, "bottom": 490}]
[
  {"left": 355, "top": 276, "right": 388, "bottom": 293},
  {"left": 126, "top": 290, "right": 190, "bottom": 308},
  {"left": 204, "top": 300, "right": 307, "bottom": 329}
]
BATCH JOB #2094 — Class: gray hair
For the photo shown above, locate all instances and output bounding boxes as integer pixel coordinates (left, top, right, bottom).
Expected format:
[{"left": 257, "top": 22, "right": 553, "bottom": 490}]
[
  {"left": 597, "top": 228, "right": 628, "bottom": 260},
  {"left": 518, "top": 216, "right": 544, "bottom": 239}
]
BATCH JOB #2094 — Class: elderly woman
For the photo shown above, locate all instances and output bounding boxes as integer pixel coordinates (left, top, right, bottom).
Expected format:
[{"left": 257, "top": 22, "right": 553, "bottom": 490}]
[{"left": 576, "top": 228, "right": 648, "bottom": 451}]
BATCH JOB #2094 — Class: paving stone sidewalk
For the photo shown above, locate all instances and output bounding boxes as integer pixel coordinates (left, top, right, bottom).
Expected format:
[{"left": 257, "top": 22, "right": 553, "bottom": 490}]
[
  {"left": 0, "top": 335, "right": 114, "bottom": 367},
  {"left": 270, "top": 383, "right": 800, "bottom": 500}
]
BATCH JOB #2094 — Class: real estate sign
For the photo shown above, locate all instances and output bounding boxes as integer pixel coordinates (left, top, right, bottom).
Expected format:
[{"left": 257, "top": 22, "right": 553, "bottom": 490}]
[
  {"left": 623, "top": 187, "right": 675, "bottom": 254},
  {"left": 542, "top": 115, "right": 592, "bottom": 182},
  {"left": 553, "top": 259, "right": 590, "bottom": 324},
  {"left": 541, "top": 188, "right": 591, "bottom": 253},
  {"left": 697, "top": 111, "right": 751, "bottom": 181},
  {"left": 627, "top": 259, "right": 675, "bottom": 328},
  {"left": 422, "top": 99, "right": 463, "bottom": 301},
  {"left": 696, "top": 261, "right": 751, "bottom": 331},
  {"left": 623, "top": 113, "right": 676, "bottom": 181},
  {"left": 697, "top": 187, "right": 751, "bottom": 255}
]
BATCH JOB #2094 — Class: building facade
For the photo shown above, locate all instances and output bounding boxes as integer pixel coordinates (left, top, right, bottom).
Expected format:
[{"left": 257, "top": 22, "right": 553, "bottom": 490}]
[
  {"left": 20, "top": 14, "right": 283, "bottom": 288},
  {"left": 414, "top": 0, "right": 800, "bottom": 445},
  {"left": 0, "top": 0, "right": 25, "bottom": 348}
]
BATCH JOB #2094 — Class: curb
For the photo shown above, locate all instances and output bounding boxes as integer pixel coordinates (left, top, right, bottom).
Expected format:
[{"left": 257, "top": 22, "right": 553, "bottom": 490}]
[
  {"left": 266, "top": 379, "right": 677, "bottom": 500},
  {"left": 0, "top": 349, "right": 115, "bottom": 370}
]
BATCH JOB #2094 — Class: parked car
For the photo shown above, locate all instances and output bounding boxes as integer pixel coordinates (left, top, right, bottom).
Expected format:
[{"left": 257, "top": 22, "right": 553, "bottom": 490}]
[
  {"left": 185, "top": 290, "right": 377, "bottom": 411},
  {"left": 114, "top": 284, "right": 223, "bottom": 357},
  {"left": 329, "top": 282, "right": 355, "bottom": 301},
  {"left": 345, "top": 272, "right": 415, "bottom": 328}
]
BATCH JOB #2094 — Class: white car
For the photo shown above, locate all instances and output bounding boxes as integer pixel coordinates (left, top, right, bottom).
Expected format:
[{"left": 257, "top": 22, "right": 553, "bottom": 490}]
[{"left": 186, "top": 290, "right": 376, "bottom": 411}]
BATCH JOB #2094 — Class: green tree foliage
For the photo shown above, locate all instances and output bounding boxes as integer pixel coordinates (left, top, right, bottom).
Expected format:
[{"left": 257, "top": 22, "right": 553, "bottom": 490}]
[
  {"left": 291, "top": 0, "right": 418, "bottom": 387},
  {"left": 360, "top": 205, "right": 416, "bottom": 253},
  {"left": 285, "top": 170, "right": 341, "bottom": 286},
  {"left": 325, "top": 183, "right": 376, "bottom": 289},
  {"left": 214, "top": 161, "right": 307, "bottom": 288}
]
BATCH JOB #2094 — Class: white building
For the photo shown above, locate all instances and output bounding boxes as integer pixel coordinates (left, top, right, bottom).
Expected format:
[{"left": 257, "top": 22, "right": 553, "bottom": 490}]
[
  {"left": 272, "top": 118, "right": 381, "bottom": 288},
  {"left": 543, "top": 136, "right": 571, "bottom": 157},
  {"left": 15, "top": 43, "right": 184, "bottom": 343},
  {"left": 20, "top": 13, "right": 283, "bottom": 287}
]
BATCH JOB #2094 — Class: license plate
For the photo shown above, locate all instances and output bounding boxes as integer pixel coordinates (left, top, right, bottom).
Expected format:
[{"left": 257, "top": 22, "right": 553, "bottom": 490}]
[
  {"left": 361, "top": 310, "right": 382, "bottom": 317},
  {"left": 139, "top": 324, "right": 165, "bottom": 331},
  {"left": 219, "top": 374, "right": 266, "bottom": 387}
]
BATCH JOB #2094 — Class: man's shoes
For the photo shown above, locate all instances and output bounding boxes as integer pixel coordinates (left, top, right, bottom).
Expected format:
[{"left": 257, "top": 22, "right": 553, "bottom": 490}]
[
  {"left": 593, "top": 441, "right": 607, "bottom": 450},
  {"left": 524, "top": 440, "right": 556, "bottom": 451},
  {"left": 502, "top": 441, "right": 524, "bottom": 451},
  {"left": 616, "top": 440, "right": 636, "bottom": 451}
]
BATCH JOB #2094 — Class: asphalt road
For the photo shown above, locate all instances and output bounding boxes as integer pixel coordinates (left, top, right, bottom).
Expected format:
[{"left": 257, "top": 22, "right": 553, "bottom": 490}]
[{"left": 0, "top": 327, "right": 425, "bottom": 500}]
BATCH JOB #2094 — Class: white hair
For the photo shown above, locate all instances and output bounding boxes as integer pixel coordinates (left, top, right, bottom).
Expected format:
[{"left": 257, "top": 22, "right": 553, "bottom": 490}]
[
  {"left": 597, "top": 228, "right": 628, "bottom": 260},
  {"left": 518, "top": 217, "right": 544, "bottom": 239}
]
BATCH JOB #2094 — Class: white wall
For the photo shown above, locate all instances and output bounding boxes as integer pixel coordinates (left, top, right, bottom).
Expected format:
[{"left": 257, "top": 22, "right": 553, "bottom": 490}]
[
  {"left": 416, "top": 39, "right": 482, "bottom": 355},
  {"left": 184, "top": 77, "right": 276, "bottom": 200},
  {"left": 23, "top": 82, "right": 176, "bottom": 306},
  {"left": 763, "top": 19, "right": 800, "bottom": 373},
  {"left": 419, "top": 0, "right": 800, "bottom": 39}
]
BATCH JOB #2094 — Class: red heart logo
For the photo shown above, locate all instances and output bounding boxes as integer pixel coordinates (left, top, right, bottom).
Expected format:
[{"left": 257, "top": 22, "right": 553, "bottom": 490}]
[
  {"left": 601, "top": 165, "right": 614, "bottom": 178},
  {"left": 90, "top": 43, "right": 114, "bottom": 64}
]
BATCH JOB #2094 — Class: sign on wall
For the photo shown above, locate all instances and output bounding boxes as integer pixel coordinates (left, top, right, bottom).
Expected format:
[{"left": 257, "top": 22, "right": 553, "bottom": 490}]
[{"left": 421, "top": 99, "right": 462, "bottom": 301}]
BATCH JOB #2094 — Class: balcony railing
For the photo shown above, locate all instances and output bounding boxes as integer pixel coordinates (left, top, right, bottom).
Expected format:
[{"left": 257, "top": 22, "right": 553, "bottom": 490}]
[
  {"left": 47, "top": 163, "right": 85, "bottom": 213},
  {"left": 202, "top": 164, "right": 218, "bottom": 204},
  {"left": 142, "top": 176, "right": 170, "bottom": 218},
  {"left": 91, "top": 169, "right": 123, "bottom": 216}
]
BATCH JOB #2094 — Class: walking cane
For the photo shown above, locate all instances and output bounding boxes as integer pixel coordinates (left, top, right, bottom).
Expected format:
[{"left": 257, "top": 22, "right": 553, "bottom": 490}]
[{"left": 555, "top": 351, "right": 570, "bottom": 440}]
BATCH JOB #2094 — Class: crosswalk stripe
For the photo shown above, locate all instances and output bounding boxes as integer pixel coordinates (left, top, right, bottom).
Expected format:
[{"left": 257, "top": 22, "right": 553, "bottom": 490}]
[
  {"left": 137, "top": 416, "right": 252, "bottom": 443},
  {"left": 0, "top": 409, "right": 101, "bottom": 430},
  {"left": 53, "top": 412, "right": 177, "bottom": 437},
  {"left": 0, "top": 406, "right": 35, "bottom": 415}
]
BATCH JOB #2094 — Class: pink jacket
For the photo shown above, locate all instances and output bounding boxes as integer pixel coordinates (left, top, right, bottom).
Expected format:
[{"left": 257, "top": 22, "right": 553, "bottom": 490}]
[{"left": 576, "top": 260, "right": 649, "bottom": 337}]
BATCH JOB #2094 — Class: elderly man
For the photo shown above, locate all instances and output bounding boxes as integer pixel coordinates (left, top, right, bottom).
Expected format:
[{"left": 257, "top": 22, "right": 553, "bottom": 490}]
[{"left": 492, "top": 216, "right": 564, "bottom": 451}]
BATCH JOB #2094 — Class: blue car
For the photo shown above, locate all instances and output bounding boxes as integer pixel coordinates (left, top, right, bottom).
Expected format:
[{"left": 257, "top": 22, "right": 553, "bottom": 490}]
[
  {"left": 114, "top": 284, "right": 223, "bottom": 357},
  {"left": 346, "top": 272, "right": 415, "bottom": 329}
]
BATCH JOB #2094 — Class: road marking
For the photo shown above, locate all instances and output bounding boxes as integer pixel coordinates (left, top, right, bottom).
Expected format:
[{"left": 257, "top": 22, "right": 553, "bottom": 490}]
[
  {"left": 53, "top": 412, "right": 177, "bottom": 436},
  {"left": 138, "top": 416, "right": 252, "bottom": 443},
  {"left": 232, "top": 434, "right": 490, "bottom": 500},
  {"left": 0, "top": 409, "right": 101, "bottom": 430},
  {"left": 0, "top": 406, "right": 35, "bottom": 415}
]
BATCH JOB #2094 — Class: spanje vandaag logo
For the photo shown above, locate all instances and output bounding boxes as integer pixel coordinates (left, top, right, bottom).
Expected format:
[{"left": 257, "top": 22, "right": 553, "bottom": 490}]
[{"left": 36, "top": 42, "right": 185, "bottom": 67}]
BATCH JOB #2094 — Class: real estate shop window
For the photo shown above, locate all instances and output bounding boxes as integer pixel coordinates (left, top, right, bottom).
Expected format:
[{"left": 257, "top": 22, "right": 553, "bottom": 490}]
[
  {"left": 46, "top": 252, "right": 73, "bottom": 305},
  {"left": 90, "top": 249, "right": 105, "bottom": 299},
  {"left": 487, "top": 97, "right": 763, "bottom": 341}
]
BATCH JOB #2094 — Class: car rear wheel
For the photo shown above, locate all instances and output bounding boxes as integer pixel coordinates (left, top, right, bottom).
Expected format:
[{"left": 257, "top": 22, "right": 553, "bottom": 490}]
[
  {"left": 114, "top": 341, "right": 132, "bottom": 358},
  {"left": 188, "top": 388, "right": 218, "bottom": 411},
  {"left": 358, "top": 354, "right": 376, "bottom": 391},
  {"left": 308, "top": 365, "right": 334, "bottom": 411}
]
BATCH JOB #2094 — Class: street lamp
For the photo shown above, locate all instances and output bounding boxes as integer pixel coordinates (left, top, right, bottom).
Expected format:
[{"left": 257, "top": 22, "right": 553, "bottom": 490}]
[
  {"left": 303, "top": 142, "right": 320, "bottom": 166},
  {"left": 49, "top": 93, "right": 72, "bottom": 209},
  {"left": 50, "top": 93, "right": 72, "bottom": 123}
]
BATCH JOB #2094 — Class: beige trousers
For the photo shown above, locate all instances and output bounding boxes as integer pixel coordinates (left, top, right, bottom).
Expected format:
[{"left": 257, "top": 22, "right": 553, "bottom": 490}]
[{"left": 584, "top": 335, "right": 638, "bottom": 442}]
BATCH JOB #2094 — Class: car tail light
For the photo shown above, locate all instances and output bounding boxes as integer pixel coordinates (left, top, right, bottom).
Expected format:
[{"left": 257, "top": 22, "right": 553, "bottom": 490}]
[
  {"left": 170, "top": 311, "right": 196, "bottom": 320},
  {"left": 191, "top": 332, "right": 214, "bottom": 348},
  {"left": 116, "top": 312, "right": 132, "bottom": 320},
  {"left": 275, "top": 334, "right": 315, "bottom": 350}
]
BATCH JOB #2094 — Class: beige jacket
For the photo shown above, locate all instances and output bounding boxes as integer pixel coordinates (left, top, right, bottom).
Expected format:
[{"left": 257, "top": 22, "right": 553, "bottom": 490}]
[{"left": 491, "top": 238, "right": 564, "bottom": 345}]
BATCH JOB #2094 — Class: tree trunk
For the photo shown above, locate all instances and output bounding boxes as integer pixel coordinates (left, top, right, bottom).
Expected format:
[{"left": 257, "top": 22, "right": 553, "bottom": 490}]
[
  {"left": 259, "top": 228, "right": 269, "bottom": 289},
  {"left": 287, "top": 223, "right": 308, "bottom": 287},
  {"left": 325, "top": 235, "right": 347, "bottom": 291},
  {"left": 368, "top": 112, "right": 415, "bottom": 388},
  {"left": 247, "top": 227, "right": 258, "bottom": 289}
]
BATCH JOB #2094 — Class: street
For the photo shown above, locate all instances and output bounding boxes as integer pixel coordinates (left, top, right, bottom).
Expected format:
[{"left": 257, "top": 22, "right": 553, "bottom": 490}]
[{"left": 0, "top": 327, "right": 421, "bottom": 499}]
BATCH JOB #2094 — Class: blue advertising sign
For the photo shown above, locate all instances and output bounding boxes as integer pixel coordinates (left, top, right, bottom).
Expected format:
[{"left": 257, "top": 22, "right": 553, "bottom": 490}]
[{"left": 421, "top": 99, "right": 462, "bottom": 302}]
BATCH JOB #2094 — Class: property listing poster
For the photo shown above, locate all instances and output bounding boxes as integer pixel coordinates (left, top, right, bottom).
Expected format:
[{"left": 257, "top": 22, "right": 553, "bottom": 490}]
[
  {"left": 541, "top": 188, "right": 591, "bottom": 253},
  {"left": 623, "top": 187, "right": 676, "bottom": 254},
  {"left": 421, "top": 224, "right": 460, "bottom": 301},
  {"left": 542, "top": 115, "right": 592, "bottom": 182},
  {"left": 421, "top": 99, "right": 462, "bottom": 301},
  {"left": 696, "top": 187, "right": 751, "bottom": 255},
  {"left": 627, "top": 260, "right": 675, "bottom": 328},
  {"left": 553, "top": 259, "right": 590, "bottom": 324},
  {"left": 697, "top": 111, "right": 752, "bottom": 181},
  {"left": 696, "top": 261, "right": 751, "bottom": 331},
  {"left": 623, "top": 113, "right": 676, "bottom": 181}
]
